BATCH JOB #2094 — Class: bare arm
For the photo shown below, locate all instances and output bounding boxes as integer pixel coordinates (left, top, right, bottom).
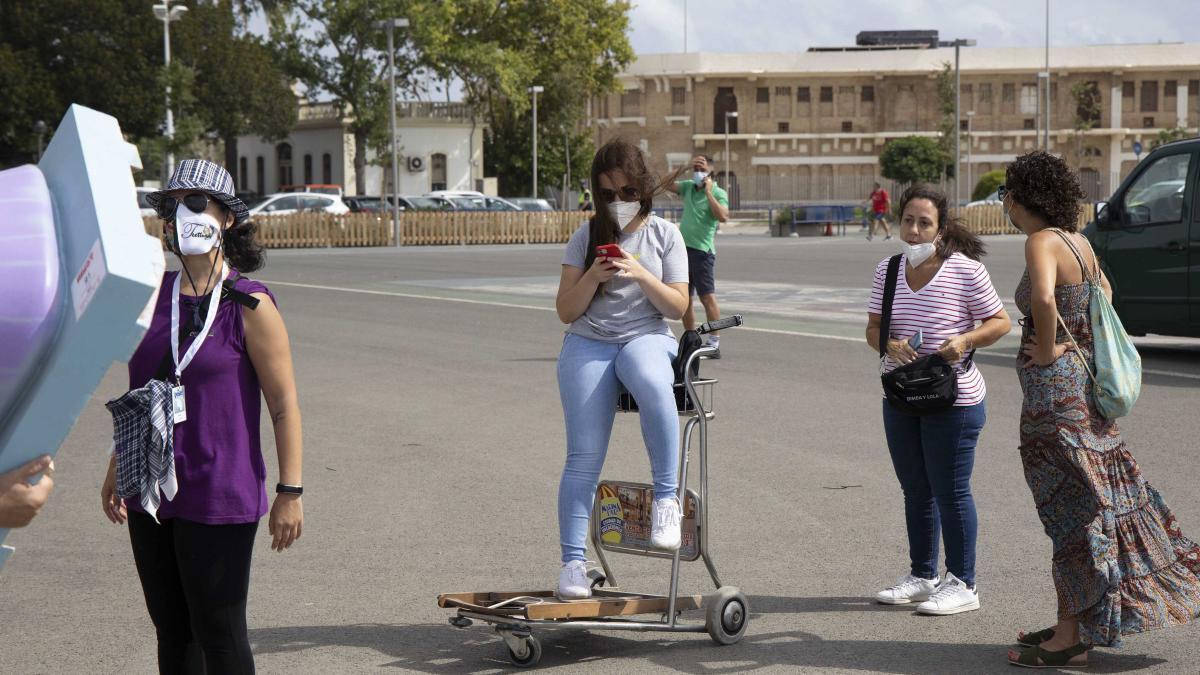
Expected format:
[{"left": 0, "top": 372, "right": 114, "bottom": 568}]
[
  {"left": 705, "top": 181, "right": 730, "bottom": 223},
  {"left": 244, "top": 294, "right": 303, "bottom": 551},
  {"left": 1025, "top": 233, "right": 1061, "bottom": 364},
  {"left": 556, "top": 260, "right": 613, "bottom": 324}
]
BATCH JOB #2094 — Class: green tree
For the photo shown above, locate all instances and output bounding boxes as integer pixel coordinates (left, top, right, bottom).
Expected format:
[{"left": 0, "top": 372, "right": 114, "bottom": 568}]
[
  {"left": 0, "top": 0, "right": 163, "bottom": 166},
  {"left": 972, "top": 169, "right": 1005, "bottom": 202},
  {"left": 274, "top": 0, "right": 415, "bottom": 195},
  {"left": 1068, "top": 81, "right": 1102, "bottom": 168},
  {"left": 1152, "top": 127, "right": 1192, "bottom": 148},
  {"left": 879, "top": 136, "right": 947, "bottom": 185},
  {"left": 407, "top": 0, "right": 633, "bottom": 197},
  {"left": 934, "top": 61, "right": 957, "bottom": 177}
]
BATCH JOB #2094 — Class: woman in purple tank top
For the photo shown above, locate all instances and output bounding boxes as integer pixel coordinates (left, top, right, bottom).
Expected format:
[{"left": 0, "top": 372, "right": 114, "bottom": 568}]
[{"left": 99, "top": 160, "right": 303, "bottom": 674}]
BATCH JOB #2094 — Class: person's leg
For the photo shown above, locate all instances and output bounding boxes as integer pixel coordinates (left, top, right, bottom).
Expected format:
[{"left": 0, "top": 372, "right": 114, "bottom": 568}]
[
  {"left": 881, "top": 217, "right": 892, "bottom": 238},
  {"left": 557, "top": 334, "right": 620, "bottom": 563},
  {"left": 128, "top": 511, "right": 204, "bottom": 675},
  {"left": 698, "top": 294, "right": 721, "bottom": 326},
  {"left": 173, "top": 518, "right": 259, "bottom": 674},
  {"left": 881, "top": 400, "right": 939, "bottom": 580},
  {"left": 920, "top": 402, "right": 985, "bottom": 587},
  {"left": 682, "top": 292, "right": 698, "bottom": 331},
  {"left": 614, "top": 333, "right": 680, "bottom": 501}
]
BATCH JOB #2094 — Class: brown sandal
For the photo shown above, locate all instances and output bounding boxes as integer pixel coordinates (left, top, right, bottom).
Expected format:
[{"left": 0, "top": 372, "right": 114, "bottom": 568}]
[{"left": 1009, "top": 643, "right": 1089, "bottom": 669}]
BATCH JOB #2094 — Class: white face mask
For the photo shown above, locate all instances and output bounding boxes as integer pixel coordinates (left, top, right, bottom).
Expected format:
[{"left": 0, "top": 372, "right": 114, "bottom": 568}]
[
  {"left": 1003, "top": 204, "right": 1018, "bottom": 231},
  {"left": 607, "top": 199, "right": 642, "bottom": 228},
  {"left": 175, "top": 202, "right": 223, "bottom": 256},
  {"left": 693, "top": 170, "right": 708, "bottom": 186},
  {"left": 903, "top": 241, "right": 937, "bottom": 267}
]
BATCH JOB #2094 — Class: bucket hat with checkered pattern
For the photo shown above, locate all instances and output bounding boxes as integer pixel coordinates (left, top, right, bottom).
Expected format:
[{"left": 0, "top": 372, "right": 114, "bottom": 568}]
[{"left": 146, "top": 159, "right": 249, "bottom": 224}]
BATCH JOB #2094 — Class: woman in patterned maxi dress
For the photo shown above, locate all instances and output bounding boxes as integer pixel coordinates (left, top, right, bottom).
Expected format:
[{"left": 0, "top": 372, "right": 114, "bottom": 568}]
[{"left": 1005, "top": 152, "right": 1200, "bottom": 668}]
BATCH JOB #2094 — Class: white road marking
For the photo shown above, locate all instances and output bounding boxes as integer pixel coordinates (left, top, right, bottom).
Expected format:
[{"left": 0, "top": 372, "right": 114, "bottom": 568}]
[{"left": 264, "top": 279, "right": 1200, "bottom": 381}]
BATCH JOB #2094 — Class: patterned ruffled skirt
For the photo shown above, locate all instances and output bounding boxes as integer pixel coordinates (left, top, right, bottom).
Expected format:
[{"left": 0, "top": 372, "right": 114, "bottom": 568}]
[{"left": 1017, "top": 286, "right": 1200, "bottom": 647}]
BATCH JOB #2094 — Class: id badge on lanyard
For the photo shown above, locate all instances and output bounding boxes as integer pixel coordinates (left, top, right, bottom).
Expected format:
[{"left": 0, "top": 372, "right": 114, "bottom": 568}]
[{"left": 170, "top": 264, "right": 229, "bottom": 423}]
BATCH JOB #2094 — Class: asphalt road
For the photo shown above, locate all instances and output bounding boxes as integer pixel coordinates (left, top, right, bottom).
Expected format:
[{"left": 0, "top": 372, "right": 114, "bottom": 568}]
[{"left": 3, "top": 230, "right": 1199, "bottom": 674}]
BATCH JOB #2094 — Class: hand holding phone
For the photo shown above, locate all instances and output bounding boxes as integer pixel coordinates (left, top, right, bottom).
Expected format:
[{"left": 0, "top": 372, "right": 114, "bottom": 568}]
[
  {"left": 595, "top": 244, "right": 624, "bottom": 259},
  {"left": 907, "top": 330, "right": 923, "bottom": 351}
]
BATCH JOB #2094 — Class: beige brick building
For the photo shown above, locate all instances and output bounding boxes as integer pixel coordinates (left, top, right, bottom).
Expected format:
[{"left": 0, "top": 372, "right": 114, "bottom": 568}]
[{"left": 589, "top": 43, "right": 1200, "bottom": 205}]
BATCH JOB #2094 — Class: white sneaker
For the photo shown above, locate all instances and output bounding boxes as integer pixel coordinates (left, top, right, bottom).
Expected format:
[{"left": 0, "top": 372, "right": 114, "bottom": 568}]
[
  {"left": 556, "top": 560, "right": 591, "bottom": 600},
  {"left": 707, "top": 335, "right": 720, "bottom": 350},
  {"left": 875, "top": 573, "right": 940, "bottom": 604},
  {"left": 916, "top": 572, "right": 979, "bottom": 615},
  {"left": 650, "top": 496, "right": 682, "bottom": 551}
]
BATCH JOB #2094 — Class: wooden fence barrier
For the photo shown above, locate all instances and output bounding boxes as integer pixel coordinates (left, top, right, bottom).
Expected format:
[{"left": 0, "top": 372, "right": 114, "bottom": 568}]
[
  {"left": 957, "top": 204, "right": 1092, "bottom": 236},
  {"left": 144, "top": 210, "right": 587, "bottom": 249}
]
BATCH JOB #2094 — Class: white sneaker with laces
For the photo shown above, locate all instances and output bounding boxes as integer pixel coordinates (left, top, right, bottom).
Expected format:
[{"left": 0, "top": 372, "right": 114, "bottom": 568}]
[
  {"left": 556, "top": 560, "right": 591, "bottom": 600},
  {"left": 650, "top": 496, "right": 682, "bottom": 551},
  {"left": 916, "top": 572, "right": 979, "bottom": 615},
  {"left": 707, "top": 335, "right": 720, "bottom": 350},
  {"left": 875, "top": 573, "right": 940, "bottom": 604}
]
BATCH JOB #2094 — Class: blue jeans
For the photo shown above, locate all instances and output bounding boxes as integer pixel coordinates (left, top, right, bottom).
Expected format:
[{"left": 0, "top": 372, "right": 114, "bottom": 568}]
[
  {"left": 557, "top": 332, "right": 680, "bottom": 563},
  {"left": 881, "top": 400, "right": 986, "bottom": 587}
]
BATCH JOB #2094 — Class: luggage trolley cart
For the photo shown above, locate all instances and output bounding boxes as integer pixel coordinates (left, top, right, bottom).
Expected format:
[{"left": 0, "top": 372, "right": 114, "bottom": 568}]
[{"left": 438, "top": 316, "right": 747, "bottom": 668}]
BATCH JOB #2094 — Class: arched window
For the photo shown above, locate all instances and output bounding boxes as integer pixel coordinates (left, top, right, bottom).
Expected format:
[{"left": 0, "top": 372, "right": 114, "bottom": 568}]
[
  {"left": 303, "top": 154, "right": 313, "bottom": 184},
  {"left": 276, "top": 143, "right": 293, "bottom": 190},
  {"left": 255, "top": 156, "right": 264, "bottom": 195},
  {"left": 713, "top": 87, "right": 738, "bottom": 134},
  {"left": 322, "top": 153, "right": 332, "bottom": 184}
]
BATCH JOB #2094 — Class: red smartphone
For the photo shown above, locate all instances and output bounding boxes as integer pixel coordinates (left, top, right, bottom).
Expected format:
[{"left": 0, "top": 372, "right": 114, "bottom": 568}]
[{"left": 595, "top": 244, "right": 624, "bottom": 259}]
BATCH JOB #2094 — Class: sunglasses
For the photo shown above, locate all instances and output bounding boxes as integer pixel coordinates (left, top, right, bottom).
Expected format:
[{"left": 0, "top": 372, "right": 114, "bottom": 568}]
[
  {"left": 157, "top": 193, "right": 214, "bottom": 219},
  {"left": 997, "top": 185, "right": 1008, "bottom": 201},
  {"left": 596, "top": 185, "right": 641, "bottom": 203}
]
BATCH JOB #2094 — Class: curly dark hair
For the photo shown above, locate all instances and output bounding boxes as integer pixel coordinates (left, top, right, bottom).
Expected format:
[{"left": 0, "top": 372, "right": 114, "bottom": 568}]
[{"left": 1004, "top": 151, "right": 1087, "bottom": 232}]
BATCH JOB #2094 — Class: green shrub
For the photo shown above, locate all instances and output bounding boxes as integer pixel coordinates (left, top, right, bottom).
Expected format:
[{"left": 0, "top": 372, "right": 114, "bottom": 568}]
[
  {"left": 774, "top": 206, "right": 805, "bottom": 226},
  {"left": 972, "top": 170, "right": 1005, "bottom": 202}
]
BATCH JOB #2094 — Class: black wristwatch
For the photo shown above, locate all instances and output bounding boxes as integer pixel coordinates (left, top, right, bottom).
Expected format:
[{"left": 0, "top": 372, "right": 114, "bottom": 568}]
[{"left": 276, "top": 483, "right": 303, "bottom": 496}]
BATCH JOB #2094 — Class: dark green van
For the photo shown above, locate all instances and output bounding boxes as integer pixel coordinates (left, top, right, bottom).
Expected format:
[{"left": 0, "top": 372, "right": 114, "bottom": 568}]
[{"left": 1088, "top": 138, "right": 1199, "bottom": 337}]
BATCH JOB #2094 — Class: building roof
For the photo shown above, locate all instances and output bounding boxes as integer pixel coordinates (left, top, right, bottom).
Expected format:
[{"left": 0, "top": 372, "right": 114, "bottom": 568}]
[{"left": 622, "top": 43, "right": 1200, "bottom": 79}]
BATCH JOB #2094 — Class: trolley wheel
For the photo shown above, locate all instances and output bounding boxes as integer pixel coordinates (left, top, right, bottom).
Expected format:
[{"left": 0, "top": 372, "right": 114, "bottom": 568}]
[
  {"left": 506, "top": 635, "right": 542, "bottom": 668},
  {"left": 587, "top": 566, "right": 607, "bottom": 589},
  {"left": 705, "top": 586, "right": 749, "bottom": 645}
]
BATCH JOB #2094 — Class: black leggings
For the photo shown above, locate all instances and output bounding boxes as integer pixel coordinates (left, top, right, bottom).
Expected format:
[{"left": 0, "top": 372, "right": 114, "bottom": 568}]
[{"left": 128, "top": 510, "right": 258, "bottom": 674}]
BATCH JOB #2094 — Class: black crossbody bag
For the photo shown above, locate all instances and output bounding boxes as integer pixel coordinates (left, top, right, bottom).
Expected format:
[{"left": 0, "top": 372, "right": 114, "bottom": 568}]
[{"left": 878, "top": 254, "right": 970, "bottom": 416}]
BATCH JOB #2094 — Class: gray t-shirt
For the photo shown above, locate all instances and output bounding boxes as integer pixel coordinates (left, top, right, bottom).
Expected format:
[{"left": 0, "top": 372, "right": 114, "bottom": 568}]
[{"left": 562, "top": 215, "right": 689, "bottom": 343}]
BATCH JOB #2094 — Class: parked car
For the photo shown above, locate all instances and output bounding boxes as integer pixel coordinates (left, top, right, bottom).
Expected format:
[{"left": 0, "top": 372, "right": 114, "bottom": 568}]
[
  {"left": 1087, "top": 137, "right": 1199, "bottom": 337},
  {"left": 507, "top": 197, "right": 556, "bottom": 211},
  {"left": 446, "top": 195, "right": 522, "bottom": 211},
  {"left": 279, "top": 183, "right": 343, "bottom": 197},
  {"left": 247, "top": 192, "right": 350, "bottom": 217},
  {"left": 399, "top": 195, "right": 455, "bottom": 211},
  {"left": 136, "top": 187, "right": 157, "bottom": 217},
  {"left": 344, "top": 196, "right": 386, "bottom": 213},
  {"left": 426, "top": 189, "right": 486, "bottom": 199},
  {"left": 964, "top": 189, "right": 1000, "bottom": 208}
]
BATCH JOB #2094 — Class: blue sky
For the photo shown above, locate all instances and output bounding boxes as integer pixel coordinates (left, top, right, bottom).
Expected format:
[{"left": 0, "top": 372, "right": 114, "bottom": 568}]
[{"left": 627, "top": 0, "right": 1200, "bottom": 54}]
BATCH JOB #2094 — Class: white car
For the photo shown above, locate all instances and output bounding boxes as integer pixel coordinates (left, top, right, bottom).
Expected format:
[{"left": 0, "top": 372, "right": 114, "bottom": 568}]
[
  {"left": 426, "top": 189, "right": 486, "bottom": 199},
  {"left": 246, "top": 192, "right": 350, "bottom": 217},
  {"left": 136, "top": 187, "right": 157, "bottom": 217},
  {"left": 965, "top": 189, "right": 1001, "bottom": 208}
]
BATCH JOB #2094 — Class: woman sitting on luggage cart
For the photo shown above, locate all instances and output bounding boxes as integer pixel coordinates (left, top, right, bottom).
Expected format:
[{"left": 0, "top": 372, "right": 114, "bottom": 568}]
[{"left": 554, "top": 138, "right": 690, "bottom": 600}]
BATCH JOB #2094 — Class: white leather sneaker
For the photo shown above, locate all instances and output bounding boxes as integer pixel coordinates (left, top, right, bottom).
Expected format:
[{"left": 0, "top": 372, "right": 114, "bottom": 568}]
[
  {"left": 874, "top": 573, "right": 940, "bottom": 604},
  {"left": 650, "top": 496, "right": 682, "bottom": 551},
  {"left": 916, "top": 572, "right": 979, "bottom": 615},
  {"left": 556, "top": 560, "right": 591, "bottom": 600}
]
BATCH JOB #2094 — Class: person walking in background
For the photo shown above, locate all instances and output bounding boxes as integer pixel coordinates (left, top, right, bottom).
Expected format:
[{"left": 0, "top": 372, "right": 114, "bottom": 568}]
[
  {"left": 667, "top": 155, "right": 729, "bottom": 353},
  {"left": 578, "top": 180, "right": 593, "bottom": 212},
  {"left": 866, "top": 182, "right": 893, "bottom": 241},
  {"left": 1004, "top": 151, "right": 1200, "bottom": 668},
  {"left": 865, "top": 185, "right": 1011, "bottom": 617}
]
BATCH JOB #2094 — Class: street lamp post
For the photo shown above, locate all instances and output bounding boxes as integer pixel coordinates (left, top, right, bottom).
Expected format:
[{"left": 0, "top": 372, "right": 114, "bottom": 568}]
[
  {"left": 1044, "top": 0, "right": 1051, "bottom": 150},
  {"left": 951, "top": 38, "right": 976, "bottom": 207},
  {"left": 152, "top": 1, "right": 188, "bottom": 181},
  {"left": 724, "top": 111, "right": 738, "bottom": 188},
  {"left": 376, "top": 17, "right": 409, "bottom": 247},
  {"left": 530, "top": 85, "right": 544, "bottom": 199},
  {"left": 563, "top": 126, "right": 571, "bottom": 211},
  {"left": 33, "top": 120, "right": 47, "bottom": 162},
  {"left": 966, "top": 111, "right": 976, "bottom": 200}
]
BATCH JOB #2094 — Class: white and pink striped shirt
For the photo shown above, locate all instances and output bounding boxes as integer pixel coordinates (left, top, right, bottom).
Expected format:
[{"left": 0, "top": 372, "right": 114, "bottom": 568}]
[{"left": 867, "top": 253, "right": 1005, "bottom": 407}]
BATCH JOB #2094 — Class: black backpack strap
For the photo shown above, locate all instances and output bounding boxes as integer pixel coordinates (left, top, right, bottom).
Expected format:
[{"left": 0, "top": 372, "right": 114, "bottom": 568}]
[{"left": 878, "top": 255, "right": 902, "bottom": 358}]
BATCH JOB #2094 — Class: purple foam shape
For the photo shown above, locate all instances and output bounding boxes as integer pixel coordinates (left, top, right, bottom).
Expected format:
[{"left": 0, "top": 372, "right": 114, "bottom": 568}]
[{"left": 0, "top": 165, "right": 62, "bottom": 421}]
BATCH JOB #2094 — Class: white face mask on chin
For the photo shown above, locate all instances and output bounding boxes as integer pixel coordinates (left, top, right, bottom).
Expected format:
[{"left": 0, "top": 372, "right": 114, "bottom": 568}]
[
  {"left": 607, "top": 199, "right": 642, "bottom": 228},
  {"left": 176, "top": 203, "right": 223, "bottom": 256},
  {"left": 903, "top": 241, "right": 937, "bottom": 267}
]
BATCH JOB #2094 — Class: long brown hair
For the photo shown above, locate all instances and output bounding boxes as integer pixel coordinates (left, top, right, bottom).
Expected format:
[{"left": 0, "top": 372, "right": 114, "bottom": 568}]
[
  {"left": 897, "top": 184, "right": 987, "bottom": 261},
  {"left": 583, "top": 138, "right": 684, "bottom": 270}
]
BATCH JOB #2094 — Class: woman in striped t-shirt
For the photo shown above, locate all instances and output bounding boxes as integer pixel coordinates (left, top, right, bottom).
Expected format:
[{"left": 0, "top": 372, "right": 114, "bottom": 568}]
[{"left": 865, "top": 185, "right": 1012, "bottom": 616}]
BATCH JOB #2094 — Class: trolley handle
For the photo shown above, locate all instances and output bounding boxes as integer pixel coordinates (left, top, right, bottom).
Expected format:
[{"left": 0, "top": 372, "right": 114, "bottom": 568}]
[{"left": 698, "top": 315, "right": 743, "bottom": 335}]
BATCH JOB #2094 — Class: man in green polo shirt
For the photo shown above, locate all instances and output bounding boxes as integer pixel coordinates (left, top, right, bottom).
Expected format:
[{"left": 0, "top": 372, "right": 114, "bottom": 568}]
[{"left": 668, "top": 154, "right": 729, "bottom": 352}]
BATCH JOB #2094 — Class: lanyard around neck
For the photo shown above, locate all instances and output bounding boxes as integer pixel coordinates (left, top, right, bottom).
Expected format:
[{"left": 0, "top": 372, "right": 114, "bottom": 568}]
[{"left": 170, "top": 263, "right": 229, "bottom": 382}]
